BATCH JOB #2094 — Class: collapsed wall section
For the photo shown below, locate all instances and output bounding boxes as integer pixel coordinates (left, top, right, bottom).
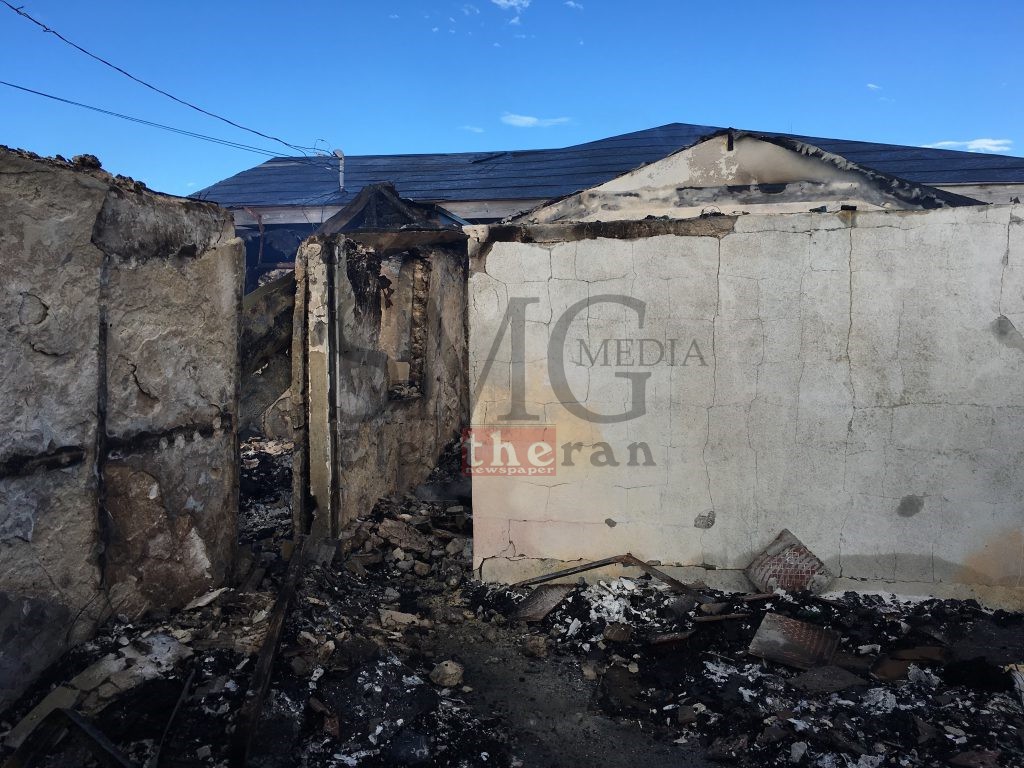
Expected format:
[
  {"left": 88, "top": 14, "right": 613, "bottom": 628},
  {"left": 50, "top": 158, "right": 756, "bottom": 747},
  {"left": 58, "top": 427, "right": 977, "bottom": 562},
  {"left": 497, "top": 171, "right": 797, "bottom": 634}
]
[
  {"left": 0, "top": 149, "right": 243, "bottom": 710},
  {"left": 467, "top": 206, "right": 1024, "bottom": 608}
]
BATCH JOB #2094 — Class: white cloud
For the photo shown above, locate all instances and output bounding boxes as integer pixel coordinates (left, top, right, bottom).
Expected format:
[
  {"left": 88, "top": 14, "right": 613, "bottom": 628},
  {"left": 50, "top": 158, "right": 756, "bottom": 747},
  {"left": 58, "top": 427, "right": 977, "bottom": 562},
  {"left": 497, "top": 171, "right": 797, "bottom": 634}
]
[
  {"left": 460, "top": 125, "right": 485, "bottom": 133},
  {"left": 462, "top": 3, "right": 480, "bottom": 14},
  {"left": 866, "top": 83, "right": 881, "bottom": 90},
  {"left": 565, "top": 0, "right": 584, "bottom": 8},
  {"left": 431, "top": 26, "right": 439, "bottom": 32},
  {"left": 922, "top": 138, "right": 1013, "bottom": 154},
  {"left": 491, "top": 0, "right": 530, "bottom": 9},
  {"left": 509, "top": 14, "right": 521, "bottom": 24},
  {"left": 389, "top": 13, "right": 399, "bottom": 18},
  {"left": 501, "top": 112, "right": 570, "bottom": 128}
]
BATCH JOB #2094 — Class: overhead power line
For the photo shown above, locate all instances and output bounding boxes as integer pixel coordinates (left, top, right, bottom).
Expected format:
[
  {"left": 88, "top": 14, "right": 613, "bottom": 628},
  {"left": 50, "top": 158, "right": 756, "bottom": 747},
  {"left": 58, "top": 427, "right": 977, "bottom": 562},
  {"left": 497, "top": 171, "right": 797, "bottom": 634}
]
[
  {"left": 0, "top": 79, "right": 339, "bottom": 175},
  {"left": 1, "top": 0, "right": 320, "bottom": 155}
]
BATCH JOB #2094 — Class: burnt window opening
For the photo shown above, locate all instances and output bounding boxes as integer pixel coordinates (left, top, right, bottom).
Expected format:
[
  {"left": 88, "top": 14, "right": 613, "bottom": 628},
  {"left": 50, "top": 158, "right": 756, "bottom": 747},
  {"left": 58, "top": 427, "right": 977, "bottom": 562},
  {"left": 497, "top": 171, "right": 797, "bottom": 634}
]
[{"left": 378, "top": 250, "right": 431, "bottom": 399}]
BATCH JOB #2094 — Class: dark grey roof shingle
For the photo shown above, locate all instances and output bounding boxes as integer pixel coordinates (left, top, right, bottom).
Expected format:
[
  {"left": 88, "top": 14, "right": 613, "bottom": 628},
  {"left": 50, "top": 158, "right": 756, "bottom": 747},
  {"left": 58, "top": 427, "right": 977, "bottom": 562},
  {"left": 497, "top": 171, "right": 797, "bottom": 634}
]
[{"left": 193, "top": 122, "right": 1024, "bottom": 209}]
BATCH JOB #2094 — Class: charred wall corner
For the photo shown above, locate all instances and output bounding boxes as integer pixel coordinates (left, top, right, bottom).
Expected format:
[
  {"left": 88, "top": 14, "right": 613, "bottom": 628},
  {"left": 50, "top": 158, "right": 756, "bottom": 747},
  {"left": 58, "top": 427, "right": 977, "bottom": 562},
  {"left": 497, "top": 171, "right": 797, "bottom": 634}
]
[{"left": 290, "top": 229, "right": 468, "bottom": 538}]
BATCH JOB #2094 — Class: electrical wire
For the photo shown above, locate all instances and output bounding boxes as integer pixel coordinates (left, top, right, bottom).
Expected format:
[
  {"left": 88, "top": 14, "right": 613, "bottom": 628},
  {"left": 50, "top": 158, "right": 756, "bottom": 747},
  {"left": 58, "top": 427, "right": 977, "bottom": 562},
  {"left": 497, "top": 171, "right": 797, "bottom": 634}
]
[
  {"left": 1, "top": 0, "right": 321, "bottom": 155},
  {"left": 2, "top": 79, "right": 277, "bottom": 157},
  {"left": 0, "top": 79, "right": 339, "bottom": 175}
]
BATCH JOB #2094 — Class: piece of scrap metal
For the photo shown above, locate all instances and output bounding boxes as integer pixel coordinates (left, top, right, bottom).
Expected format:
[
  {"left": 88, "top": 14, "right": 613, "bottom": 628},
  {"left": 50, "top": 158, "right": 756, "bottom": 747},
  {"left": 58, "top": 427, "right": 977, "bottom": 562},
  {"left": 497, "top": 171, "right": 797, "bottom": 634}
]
[
  {"left": 747, "top": 613, "right": 839, "bottom": 669},
  {"left": 513, "top": 583, "right": 576, "bottom": 622},
  {"left": 512, "top": 555, "right": 628, "bottom": 588},
  {"left": 512, "top": 553, "right": 702, "bottom": 596},
  {"left": 619, "top": 553, "right": 701, "bottom": 596},
  {"left": 745, "top": 529, "right": 832, "bottom": 594}
]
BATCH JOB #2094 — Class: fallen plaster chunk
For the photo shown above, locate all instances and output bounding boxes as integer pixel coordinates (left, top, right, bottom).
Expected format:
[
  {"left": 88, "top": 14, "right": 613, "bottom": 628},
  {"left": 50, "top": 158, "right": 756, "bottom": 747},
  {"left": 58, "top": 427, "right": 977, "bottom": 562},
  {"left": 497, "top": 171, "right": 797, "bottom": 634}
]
[
  {"left": 4, "top": 632, "right": 192, "bottom": 748},
  {"left": 429, "top": 660, "right": 464, "bottom": 688},
  {"left": 379, "top": 609, "right": 432, "bottom": 629},
  {"left": 745, "top": 529, "right": 833, "bottom": 594},
  {"left": 377, "top": 519, "right": 433, "bottom": 554},
  {"left": 3, "top": 686, "right": 80, "bottom": 748},
  {"left": 184, "top": 586, "right": 232, "bottom": 610}
]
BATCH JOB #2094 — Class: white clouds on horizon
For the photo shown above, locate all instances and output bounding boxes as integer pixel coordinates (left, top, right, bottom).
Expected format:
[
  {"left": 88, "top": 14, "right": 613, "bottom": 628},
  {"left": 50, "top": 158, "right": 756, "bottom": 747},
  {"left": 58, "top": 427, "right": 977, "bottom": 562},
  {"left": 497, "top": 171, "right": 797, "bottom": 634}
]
[
  {"left": 922, "top": 138, "right": 1014, "bottom": 153},
  {"left": 460, "top": 125, "right": 485, "bottom": 133},
  {"left": 565, "top": 0, "right": 584, "bottom": 8},
  {"left": 491, "top": 0, "right": 530, "bottom": 10},
  {"left": 501, "top": 112, "right": 570, "bottom": 128},
  {"left": 866, "top": 83, "right": 881, "bottom": 90}
]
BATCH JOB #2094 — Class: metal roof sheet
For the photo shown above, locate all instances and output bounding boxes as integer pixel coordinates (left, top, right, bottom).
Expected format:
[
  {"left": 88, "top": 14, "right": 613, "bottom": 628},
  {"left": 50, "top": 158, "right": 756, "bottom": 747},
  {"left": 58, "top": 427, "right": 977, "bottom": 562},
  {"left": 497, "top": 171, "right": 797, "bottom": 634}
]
[{"left": 193, "top": 122, "right": 1024, "bottom": 209}]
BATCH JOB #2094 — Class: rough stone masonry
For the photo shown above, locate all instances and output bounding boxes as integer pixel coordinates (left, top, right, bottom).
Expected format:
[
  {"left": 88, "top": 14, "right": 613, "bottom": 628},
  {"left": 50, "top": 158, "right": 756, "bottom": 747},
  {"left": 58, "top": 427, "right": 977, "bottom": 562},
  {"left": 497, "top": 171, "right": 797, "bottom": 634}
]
[{"left": 0, "top": 148, "right": 243, "bottom": 710}]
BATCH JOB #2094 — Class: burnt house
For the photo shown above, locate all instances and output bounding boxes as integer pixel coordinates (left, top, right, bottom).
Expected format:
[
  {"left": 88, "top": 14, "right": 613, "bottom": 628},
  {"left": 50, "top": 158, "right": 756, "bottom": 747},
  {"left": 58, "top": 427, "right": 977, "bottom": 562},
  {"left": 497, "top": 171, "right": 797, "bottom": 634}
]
[{"left": 192, "top": 122, "right": 1024, "bottom": 291}]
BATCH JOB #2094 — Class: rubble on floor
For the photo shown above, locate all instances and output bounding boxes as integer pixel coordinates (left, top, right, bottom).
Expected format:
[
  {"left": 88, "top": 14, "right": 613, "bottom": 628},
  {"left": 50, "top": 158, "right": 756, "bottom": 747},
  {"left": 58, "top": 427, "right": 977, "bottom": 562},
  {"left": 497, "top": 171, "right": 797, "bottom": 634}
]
[
  {"left": 473, "top": 573, "right": 1024, "bottom": 767},
  {"left": 0, "top": 440, "right": 511, "bottom": 768},
  {"left": 239, "top": 437, "right": 294, "bottom": 548},
  {"left": 2, "top": 438, "right": 1021, "bottom": 767}
]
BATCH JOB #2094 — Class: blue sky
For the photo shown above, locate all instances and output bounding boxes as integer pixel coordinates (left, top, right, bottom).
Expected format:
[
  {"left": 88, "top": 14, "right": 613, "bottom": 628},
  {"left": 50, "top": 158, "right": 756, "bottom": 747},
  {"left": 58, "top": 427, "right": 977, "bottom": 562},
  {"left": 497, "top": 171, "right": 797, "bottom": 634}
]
[{"left": 1, "top": 1, "right": 1021, "bottom": 196}]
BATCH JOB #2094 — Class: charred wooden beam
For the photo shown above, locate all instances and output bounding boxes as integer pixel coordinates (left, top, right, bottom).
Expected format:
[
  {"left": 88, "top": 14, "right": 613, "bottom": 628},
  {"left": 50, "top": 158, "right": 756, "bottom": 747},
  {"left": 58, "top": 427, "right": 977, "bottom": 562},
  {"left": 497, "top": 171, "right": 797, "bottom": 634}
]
[
  {"left": 240, "top": 271, "right": 296, "bottom": 376},
  {"left": 228, "top": 536, "right": 309, "bottom": 768}
]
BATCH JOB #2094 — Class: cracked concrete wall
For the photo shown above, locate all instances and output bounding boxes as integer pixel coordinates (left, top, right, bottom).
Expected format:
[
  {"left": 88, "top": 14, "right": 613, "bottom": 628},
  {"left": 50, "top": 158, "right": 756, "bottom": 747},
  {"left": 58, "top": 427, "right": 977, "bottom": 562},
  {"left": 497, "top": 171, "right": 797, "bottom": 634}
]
[
  {"left": 295, "top": 237, "right": 467, "bottom": 536},
  {"left": 468, "top": 205, "right": 1024, "bottom": 608},
  {"left": 0, "top": 148, "right": 243, "bottom": 710}
]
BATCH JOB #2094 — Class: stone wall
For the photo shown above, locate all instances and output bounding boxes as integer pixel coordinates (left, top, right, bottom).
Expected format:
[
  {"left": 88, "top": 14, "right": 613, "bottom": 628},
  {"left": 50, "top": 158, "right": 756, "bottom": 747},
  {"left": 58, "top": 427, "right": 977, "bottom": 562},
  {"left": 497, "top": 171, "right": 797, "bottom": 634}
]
[
  {"left": 467, "top": 205, "right": 1024, "bottom": 607},
  {"left": 292, "top": 236, "right": 467, "bottom": 536},
  {"left": 0, "top": 149, "right": 243, "bottom": 710}
]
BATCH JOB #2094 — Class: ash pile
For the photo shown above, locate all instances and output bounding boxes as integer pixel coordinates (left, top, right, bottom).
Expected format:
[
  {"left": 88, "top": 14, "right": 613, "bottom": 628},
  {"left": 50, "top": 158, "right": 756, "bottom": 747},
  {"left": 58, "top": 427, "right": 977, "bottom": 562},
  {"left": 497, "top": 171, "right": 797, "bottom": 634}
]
[
  {"left": 473, "top": 535, "right": 1024, "bottom": 768},
  {"left": 3, "top": 438, "right": 1022, "bottom": 768},
  {"left": 253, "top": 492, "right": 512, "bottom": 767},
  {"left": 239, "top": 437, "right": 294, "bottom": 546},
  {"left": 0, "top": 440, "right": 510, "bottom": 767}
]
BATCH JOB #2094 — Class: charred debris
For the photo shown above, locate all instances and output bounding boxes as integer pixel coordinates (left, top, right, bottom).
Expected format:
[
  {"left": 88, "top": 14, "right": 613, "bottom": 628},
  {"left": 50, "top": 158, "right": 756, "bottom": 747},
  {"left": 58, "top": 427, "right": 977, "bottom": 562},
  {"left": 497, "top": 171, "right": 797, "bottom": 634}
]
[{"left": 1, "top": 439, "right": 1022, "bottom": 768}]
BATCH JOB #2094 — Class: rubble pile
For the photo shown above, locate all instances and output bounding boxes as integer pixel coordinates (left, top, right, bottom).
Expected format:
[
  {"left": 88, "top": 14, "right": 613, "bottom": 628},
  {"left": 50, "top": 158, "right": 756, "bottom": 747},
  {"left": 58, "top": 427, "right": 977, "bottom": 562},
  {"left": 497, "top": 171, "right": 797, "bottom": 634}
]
[
  {"left": 0, "top": 440, "right": 513, "bottom": 767},
  {"left": 247, "top": 497, "right": 514, "bottom": 767},
  {"left": 239, "top": 437, "right": 294, "bottom": 547},
  {"left": 474, "top": 576, "right": 1024, "bottom": 767},
  {"left": 3, "top": 438, "right": 1022, "bottom": 768},
  {"left": 0, "top": 589, "right": 275, "bottom": 765}
]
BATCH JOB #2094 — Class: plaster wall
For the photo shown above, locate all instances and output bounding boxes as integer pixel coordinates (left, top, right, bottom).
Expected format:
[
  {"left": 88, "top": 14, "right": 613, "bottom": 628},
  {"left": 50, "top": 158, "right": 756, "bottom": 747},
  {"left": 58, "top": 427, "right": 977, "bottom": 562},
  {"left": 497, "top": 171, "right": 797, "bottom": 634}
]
[
  {"left": 468, "top": 205, "right": 1024, "bottom": 607},
  {"left": 528, "top": 135, "right": 972, "bottom": 224},
  {"left": 0, "top": 149, "right": 243, "bottom": 710}
]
